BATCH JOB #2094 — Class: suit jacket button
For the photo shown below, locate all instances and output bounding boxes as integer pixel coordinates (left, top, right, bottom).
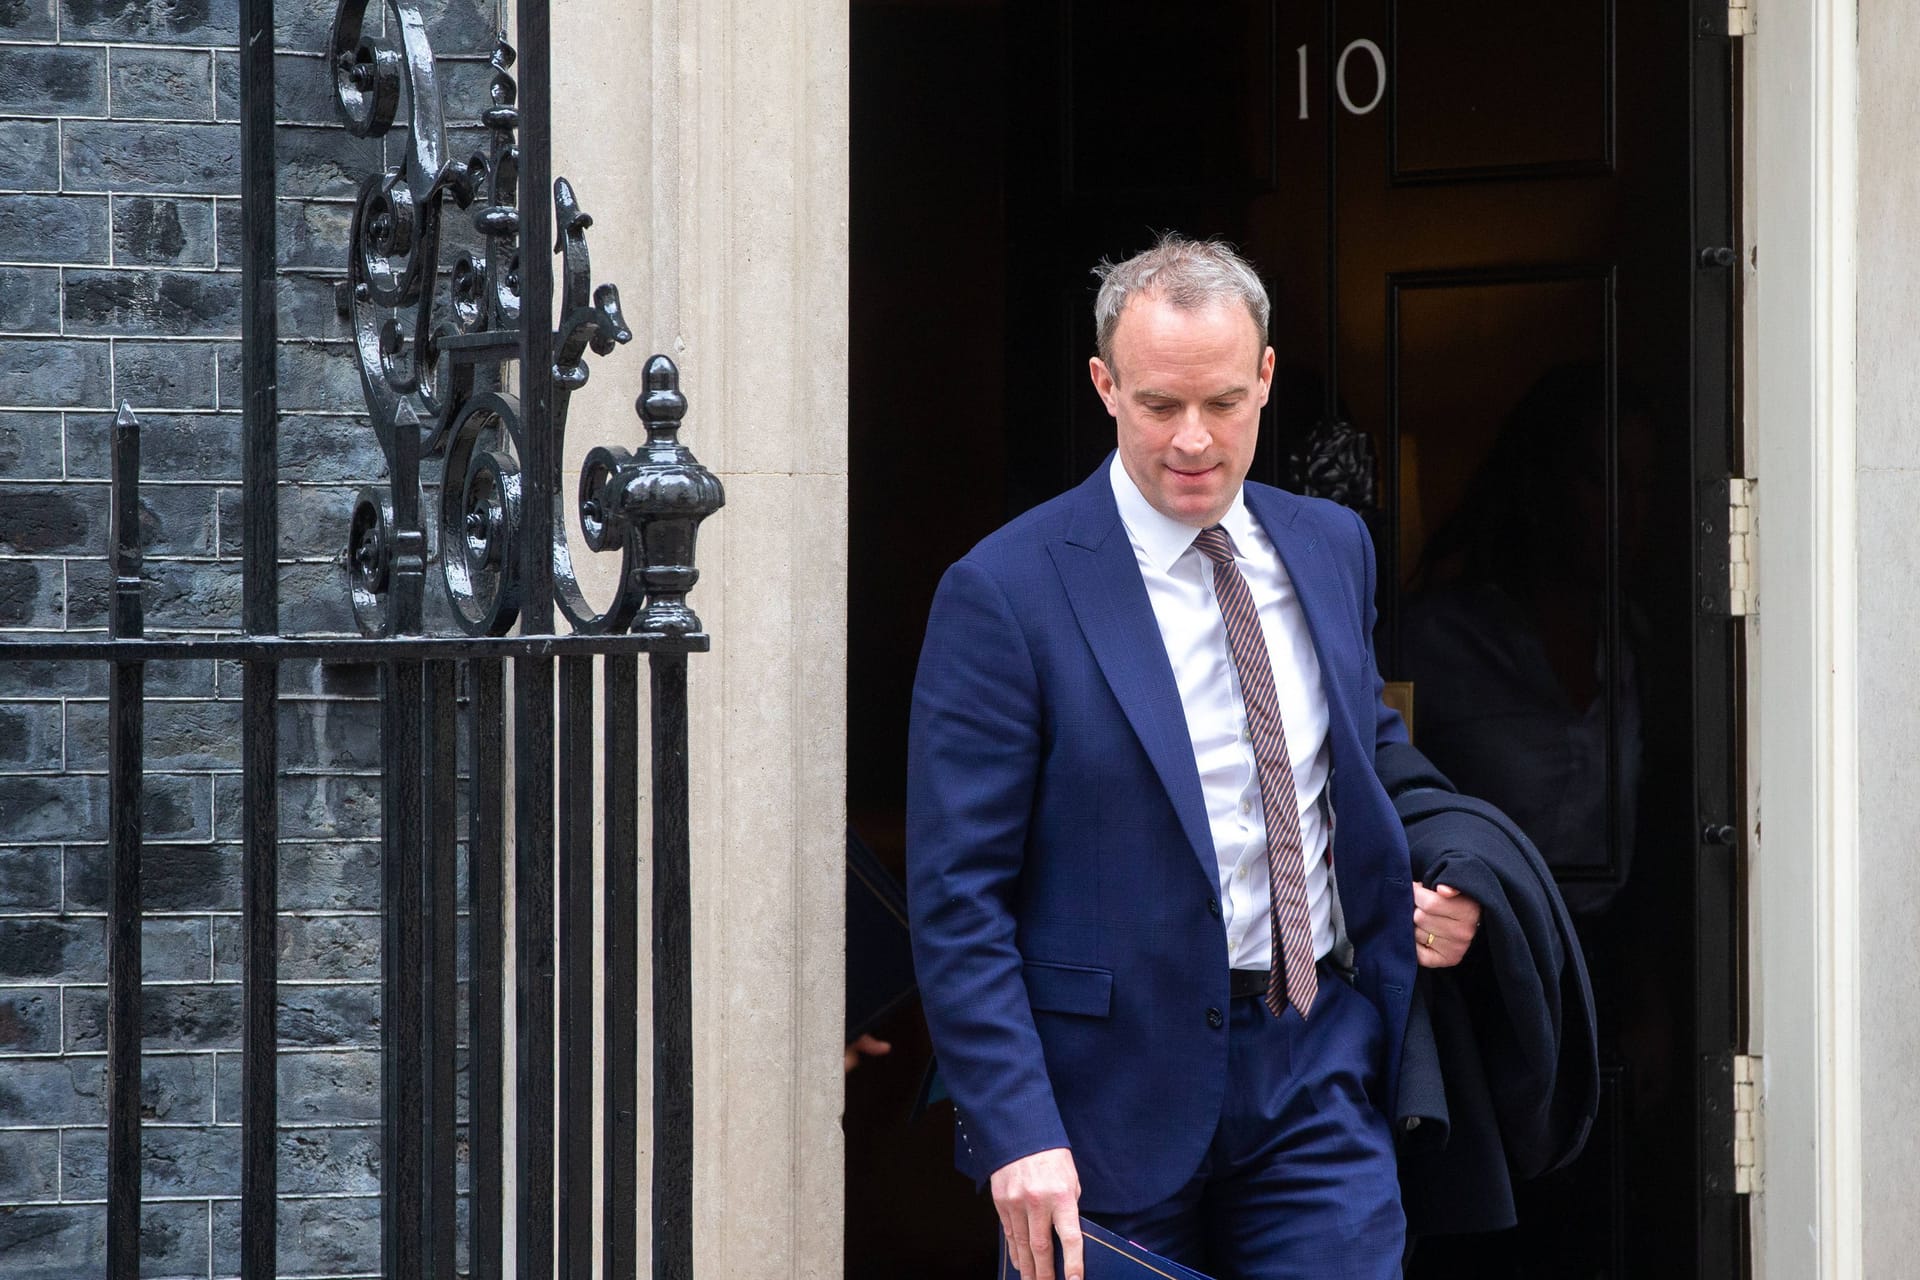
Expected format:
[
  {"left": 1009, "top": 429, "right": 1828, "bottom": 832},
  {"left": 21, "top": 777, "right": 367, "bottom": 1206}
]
[
  {"left": 1207, "top": 898, "right": 1220, "bottom": 919},
  {"left": 1206, "top": 1007, "right": 1224, "bottom": 1029}
]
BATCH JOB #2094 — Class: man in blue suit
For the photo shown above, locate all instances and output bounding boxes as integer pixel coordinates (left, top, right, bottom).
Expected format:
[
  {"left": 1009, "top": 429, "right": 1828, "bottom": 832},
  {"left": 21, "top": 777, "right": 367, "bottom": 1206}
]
[{"left": 906, "top": 237, "right": 1483, "bottom": 1280}]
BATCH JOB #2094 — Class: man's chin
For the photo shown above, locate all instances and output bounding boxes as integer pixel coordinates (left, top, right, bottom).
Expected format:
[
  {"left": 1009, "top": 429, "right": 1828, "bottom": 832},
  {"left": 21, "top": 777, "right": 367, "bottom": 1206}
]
[
  {"left": 1164, "top": 497, "right": 1227, "bottom": 528},
  {"left": 1162, "top": 471, "right": 1229, "bottom": 509}
]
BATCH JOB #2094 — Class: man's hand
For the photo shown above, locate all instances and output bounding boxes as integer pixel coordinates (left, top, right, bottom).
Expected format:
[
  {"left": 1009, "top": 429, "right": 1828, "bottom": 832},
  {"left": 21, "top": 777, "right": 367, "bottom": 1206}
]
[
  {"left": 842, "top": 1033, "right": 892, "bottom": 1074},
  {"left": 1413, "top": 883, "right": 1482, "bottom": 968},
  {"left": 991, "top": 1147, "right": 1083, "bottom": 1280}
]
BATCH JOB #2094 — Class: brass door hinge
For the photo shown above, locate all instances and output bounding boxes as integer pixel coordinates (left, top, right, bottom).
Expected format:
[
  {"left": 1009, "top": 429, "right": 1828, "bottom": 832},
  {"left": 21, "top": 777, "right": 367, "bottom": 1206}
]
[
  {"left": 1729, "top": 478, "right": 1756, "bottom": 617},
  {"left": 1734, "top": 1053, "right": 1761, "bottom": 1194}
]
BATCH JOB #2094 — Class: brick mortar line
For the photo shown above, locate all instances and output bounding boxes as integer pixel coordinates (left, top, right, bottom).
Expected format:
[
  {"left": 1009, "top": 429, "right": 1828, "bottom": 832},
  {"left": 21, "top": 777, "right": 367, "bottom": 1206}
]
[
  {"left": 19, "top": 335, "right": 359, "bottom": 363},
  {"left": 40, "top": 838, "right": 466, "bottom": 846},
  {"left": 5, "top": 708, "right": 392, "bottom": 716},
  {"left": 8, "top": 263, "right": 354, "bottom": 275},
  {"left": 0, "top": 347, "right": 343, "bottom": 353},
  {"left": 32, "top": 1119, "right": 394, "bottom": 1127},
  {"left": 0, "top": 195, "right": 363, "bottom": 208},
  {"left": 2, "top": 111, "right": 421, "bottom": 122},
  {"left": 23, "top": 1191, "right": 393, "bottom": 1203},
  {"left": 24, "top": 189, "right": 371, "bottom": 201},
  {"left": 2, "top": 626, "right": 410, "bottom": 634},
  {"left": 0, "top": 1047, "right": 396, "bottom": 1057},
  {"left": 7, "top": 113, "right": 357, "bottom": 127},
  {"left": 0, "top": 553, "right": 354, "bottom": 563},
  {"left": 3, "top": 39, "right": 495, "bottom": 60},
  {"left": 42, "top": 978, "right": 385, "bottom": 988},
  {"left": 6, "top": 692, "right": 385, "bottom": 702},
  {"left": 0, "top": 490, "right": 367, "bottom": 500},
  {"left": 0, "top": 910, "right": 387, "bottom": 919}
]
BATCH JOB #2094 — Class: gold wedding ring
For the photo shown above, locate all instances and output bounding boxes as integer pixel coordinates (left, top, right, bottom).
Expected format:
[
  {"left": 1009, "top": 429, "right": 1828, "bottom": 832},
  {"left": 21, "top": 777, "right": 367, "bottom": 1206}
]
[{"left": 1423, "top": 930, "right": 1436, "bottom": 949}]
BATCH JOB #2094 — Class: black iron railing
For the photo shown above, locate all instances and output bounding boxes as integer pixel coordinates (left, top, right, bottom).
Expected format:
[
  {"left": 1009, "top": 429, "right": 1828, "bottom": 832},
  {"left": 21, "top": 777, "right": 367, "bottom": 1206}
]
[{"left": 0, "top": 1, "right": 720, "bottom": 1277}]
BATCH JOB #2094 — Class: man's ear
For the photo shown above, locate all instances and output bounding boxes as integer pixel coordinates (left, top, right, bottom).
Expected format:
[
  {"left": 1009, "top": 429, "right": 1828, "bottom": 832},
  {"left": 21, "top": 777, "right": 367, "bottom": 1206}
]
[
  {"left": 1255, "top": 346, "right": 1275, "bottom": 409},
  {"left": 1089, "top": 356, "right": 1120, "bottom": 417}
]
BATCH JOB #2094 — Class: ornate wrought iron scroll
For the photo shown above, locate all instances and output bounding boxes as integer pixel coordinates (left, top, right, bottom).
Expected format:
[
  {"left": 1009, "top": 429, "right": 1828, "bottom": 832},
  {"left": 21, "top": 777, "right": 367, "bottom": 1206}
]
[
  {"left": 1289, "top": 416, "right": 1378, "bottom": 515},
  {"left": 330, "top": 3, "right": 722, "bottom": 640},
  {"left": 325, "top": 6, "right": 723, "bottom": 1280}
]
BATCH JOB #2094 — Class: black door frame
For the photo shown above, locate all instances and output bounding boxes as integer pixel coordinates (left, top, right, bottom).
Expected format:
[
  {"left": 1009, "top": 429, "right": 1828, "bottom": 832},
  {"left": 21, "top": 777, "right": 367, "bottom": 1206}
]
[{"left": 1689, "top": 3, "right": 1749, "bottom": 1275}]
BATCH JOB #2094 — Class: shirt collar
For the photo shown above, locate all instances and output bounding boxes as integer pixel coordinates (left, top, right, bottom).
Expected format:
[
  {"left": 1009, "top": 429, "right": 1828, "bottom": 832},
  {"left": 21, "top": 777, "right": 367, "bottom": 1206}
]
[{"left": 1108, "top": 453, "right": 1255, "bottom": 573}]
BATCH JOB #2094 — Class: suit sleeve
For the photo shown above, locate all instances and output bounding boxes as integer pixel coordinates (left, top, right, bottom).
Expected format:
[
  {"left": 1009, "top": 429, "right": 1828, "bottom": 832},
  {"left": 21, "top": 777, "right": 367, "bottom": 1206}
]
[{"left": 906, "top": 556, "right": 1071, "bottom": 1180}]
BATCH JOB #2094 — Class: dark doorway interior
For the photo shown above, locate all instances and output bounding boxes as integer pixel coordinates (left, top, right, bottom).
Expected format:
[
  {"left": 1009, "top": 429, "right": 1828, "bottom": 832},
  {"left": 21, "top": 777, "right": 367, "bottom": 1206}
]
[{"left": 848, "top": 3, "right": 1738, "bottom": 1276}]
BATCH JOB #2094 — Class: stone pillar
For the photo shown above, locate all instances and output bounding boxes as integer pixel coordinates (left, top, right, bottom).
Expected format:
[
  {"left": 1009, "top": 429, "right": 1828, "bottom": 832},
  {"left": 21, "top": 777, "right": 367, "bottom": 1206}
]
[
  {"left": 1854, "top": 0, "right": 1920, "bottom": 1270},
  {"left": 554, "top": 2, "right": 849, "bottom": 1276}
]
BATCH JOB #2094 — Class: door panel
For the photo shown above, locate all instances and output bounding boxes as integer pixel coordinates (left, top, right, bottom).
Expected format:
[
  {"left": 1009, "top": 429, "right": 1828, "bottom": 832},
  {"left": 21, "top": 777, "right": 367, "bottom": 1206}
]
[
  {"left": 1391, "top": 0, "right": 1615, "bottom": 180},
  {"left": 1387, "top": 271, "right": 1611, "bottom": 584}
]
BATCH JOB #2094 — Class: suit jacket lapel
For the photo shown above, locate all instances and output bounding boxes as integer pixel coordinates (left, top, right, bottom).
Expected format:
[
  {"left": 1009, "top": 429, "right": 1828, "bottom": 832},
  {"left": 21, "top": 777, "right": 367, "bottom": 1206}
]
[{"left": 1048, "top": 470, "right": 1217, "bottom": 885}]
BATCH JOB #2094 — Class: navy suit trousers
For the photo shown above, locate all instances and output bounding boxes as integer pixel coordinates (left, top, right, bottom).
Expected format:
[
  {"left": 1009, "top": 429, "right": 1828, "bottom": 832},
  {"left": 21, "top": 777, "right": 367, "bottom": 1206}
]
[{"left": 1000, "top": 968, "right": 1404, "bottom": 1280}]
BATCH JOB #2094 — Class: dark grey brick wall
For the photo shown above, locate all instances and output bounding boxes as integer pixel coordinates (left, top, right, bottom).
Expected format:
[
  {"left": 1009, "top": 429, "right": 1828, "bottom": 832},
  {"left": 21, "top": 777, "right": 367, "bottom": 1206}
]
[{"left": 0, "top": 2, "right": 498, "bottom": 1275}]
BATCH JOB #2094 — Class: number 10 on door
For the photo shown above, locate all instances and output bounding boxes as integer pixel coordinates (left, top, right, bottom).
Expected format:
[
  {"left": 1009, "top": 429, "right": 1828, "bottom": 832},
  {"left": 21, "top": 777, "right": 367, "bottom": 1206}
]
[{"left": 1299, "top": 40, "right": 1387, "bottom": 118}]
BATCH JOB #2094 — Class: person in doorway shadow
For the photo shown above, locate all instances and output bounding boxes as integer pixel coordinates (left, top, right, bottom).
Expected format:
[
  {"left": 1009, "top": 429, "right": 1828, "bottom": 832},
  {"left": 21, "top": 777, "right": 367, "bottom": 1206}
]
[
  {"left": 1400, "top": 365, "right": 1673, "bottom": 1118},
  {"left": 1401, "top": 365, "right": 1652, "bottom": 919}
]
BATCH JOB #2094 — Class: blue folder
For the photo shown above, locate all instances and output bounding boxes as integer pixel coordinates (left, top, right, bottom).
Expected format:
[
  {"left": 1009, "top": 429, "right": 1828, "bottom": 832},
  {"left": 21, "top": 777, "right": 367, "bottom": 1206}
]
[{"left": 998, "top": 1218, "right": 1215, "bottom": 1280}]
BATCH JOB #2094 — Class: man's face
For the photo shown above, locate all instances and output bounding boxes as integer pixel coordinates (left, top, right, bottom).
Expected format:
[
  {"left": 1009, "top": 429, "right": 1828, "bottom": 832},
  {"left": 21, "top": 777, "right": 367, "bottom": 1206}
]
[{"left": 1090, "top": 294, "right": 1275, "bottom": 529}]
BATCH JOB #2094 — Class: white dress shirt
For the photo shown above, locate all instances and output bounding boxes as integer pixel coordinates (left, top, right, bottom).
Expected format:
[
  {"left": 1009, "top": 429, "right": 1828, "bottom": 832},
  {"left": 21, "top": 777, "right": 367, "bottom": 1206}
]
[{"left": 1110, "top": 456, "right": 1335, "bottom": 967}]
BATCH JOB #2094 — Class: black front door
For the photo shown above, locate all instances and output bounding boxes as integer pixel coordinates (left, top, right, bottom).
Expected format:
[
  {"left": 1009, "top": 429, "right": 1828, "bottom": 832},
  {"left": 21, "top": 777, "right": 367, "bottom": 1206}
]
[{"left": 849, "top": 2, "right": 1743, "bottom": 1274}]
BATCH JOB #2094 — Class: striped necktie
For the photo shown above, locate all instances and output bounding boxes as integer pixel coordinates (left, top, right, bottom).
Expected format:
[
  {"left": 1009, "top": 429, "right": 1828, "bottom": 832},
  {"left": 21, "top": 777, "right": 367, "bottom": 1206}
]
[{"left": 1192, "top": 524, "right": 1318, "bottom": 1019}]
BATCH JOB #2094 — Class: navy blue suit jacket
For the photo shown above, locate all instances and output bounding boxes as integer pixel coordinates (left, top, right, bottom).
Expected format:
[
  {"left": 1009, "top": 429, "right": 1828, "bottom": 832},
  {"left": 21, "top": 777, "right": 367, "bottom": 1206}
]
[{"left": 906, "top": 461, "right": 1419, "bottom": 1214}]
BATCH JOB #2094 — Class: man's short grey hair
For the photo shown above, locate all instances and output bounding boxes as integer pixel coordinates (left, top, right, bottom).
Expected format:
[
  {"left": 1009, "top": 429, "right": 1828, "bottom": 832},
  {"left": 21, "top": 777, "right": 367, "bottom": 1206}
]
[{"left": 1092, "top": 233, "right": 1271, "bottom": 375}]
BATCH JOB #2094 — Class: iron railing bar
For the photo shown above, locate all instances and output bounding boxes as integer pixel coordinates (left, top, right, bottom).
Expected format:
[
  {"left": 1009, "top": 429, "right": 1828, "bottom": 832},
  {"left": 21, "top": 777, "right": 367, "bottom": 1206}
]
[
  {"left": 603, "top": 653, "right": 641, "bottom": 1280},
  {"left": 515, "top": 0, "right": 559, "bottom": 1269},
  {"left": 237, "top": 0, "right": 278, "bottom": 635},
  {"left": 240, "top": 658, "right": 280, "bottom": 1280},
  {"left": 424, "top": 658, "right": 460, "bottom": 1279},
  {"left": 105, "top": 405, "right": 144, "bottom": 1280},
  {"left": 513, "top": 655, "right": 557, "bottom": 1280},
  {"left": 381, "top": 660, "right": 427, "bottom": 1279},
  {"left": 557, "top": 655, "right": 596, "bottom": 1277},
  {"left": 516, "top": 0, "right": 555, "bottom": 630},
  {"left": 236, "top": 1, "right": 281, "bottom": 1264},
  {"left": 467, "top": 657, "right": 505, "bottom": 1280},
  {"left": 0, "top": 634, "right": 710, "bottom": 662},
  {"left": 651, "top": 651, "right": 693, "bottom": 1280},
  {"left": 382, "top": 300, "right": 431, "bottom": 1276}
]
